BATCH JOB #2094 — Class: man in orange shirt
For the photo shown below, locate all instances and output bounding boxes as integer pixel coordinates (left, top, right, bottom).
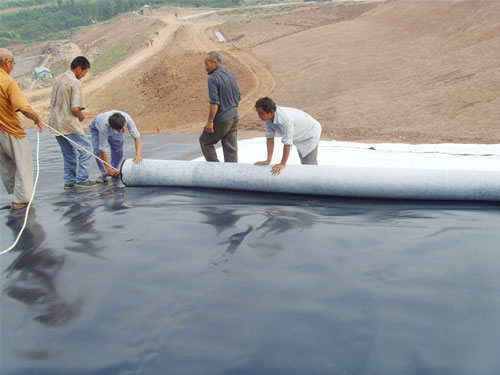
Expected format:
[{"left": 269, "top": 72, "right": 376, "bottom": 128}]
[{"left": 0, "top": 48, "right": 43, "bottom": 211}]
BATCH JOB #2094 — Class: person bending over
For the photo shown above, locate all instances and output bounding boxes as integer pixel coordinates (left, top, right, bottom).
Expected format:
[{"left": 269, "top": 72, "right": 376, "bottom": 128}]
[
  {"left": 89, "top": 111, "right": 142, "bottom": 182},
  {"left": 254, "top": 97, "right": 322, "bottom": 175}
]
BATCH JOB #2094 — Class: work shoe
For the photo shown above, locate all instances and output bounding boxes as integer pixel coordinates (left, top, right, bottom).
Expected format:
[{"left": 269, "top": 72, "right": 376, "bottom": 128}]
[
  {"left": 11, "top": 202, "right": 28, "bottom": 211},
  {"left": 75, "top": 180, "right": 96, "bottom": 188},
  {"left": 95, "top": 177, "right": 108, "bottom": 183},
  {"left": 64, "top": 184, "right": 76, "bottom": 190}
]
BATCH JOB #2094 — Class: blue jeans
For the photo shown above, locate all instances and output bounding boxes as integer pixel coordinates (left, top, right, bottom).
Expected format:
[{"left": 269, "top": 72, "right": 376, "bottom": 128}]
[
  {"left": 90, "top": 121, "right": 124, "bottom": 178},
  {"left": 56, "top": 133, "right": 93, "bottom": 185}
]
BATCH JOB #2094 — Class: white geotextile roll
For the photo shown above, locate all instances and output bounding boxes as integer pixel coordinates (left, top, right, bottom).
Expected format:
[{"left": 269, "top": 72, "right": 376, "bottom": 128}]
[{"left": 120, "top": 159, "right": 500, "bottom": 201}]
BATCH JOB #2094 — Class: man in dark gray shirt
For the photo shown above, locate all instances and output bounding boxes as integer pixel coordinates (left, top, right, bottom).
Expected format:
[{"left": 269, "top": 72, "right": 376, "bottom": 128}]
[{"left": 199, "top": 51, "right": 241, "bottom": 162}]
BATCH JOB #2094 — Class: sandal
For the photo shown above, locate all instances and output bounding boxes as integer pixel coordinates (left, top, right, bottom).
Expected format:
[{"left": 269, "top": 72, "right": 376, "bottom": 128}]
[{"left": 11, "top": 202, "right": 28, "bottom": 211}]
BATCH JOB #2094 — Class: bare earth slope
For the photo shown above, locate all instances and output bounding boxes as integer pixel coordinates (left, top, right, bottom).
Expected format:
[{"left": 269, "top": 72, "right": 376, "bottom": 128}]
[
  {"left": 84, "top": 12, "right": 275, "bottom": 136},
  {"left": 22, "top": 1, "right": 500, "bottom": 143},
  {"left": 247, "top": 0, "right": 500, "bottom": 143}
]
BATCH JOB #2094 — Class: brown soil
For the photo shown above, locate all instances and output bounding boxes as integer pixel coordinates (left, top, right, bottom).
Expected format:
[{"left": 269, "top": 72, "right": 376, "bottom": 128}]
[
  {"left": 21, "top": 0, "right": 500, "bottom": 144},
  {"left": 249, "top": 0, "right": 500, "bottom": 143},
  {"left": 83, "top": 19, "right": 273, "bottom": 136}
]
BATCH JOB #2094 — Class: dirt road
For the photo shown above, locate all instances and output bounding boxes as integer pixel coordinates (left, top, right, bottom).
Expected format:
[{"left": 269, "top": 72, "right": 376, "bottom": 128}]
[
  {"left": 25, "top": 14, "right": 181, "bottom": 113},
  {"left": 83, "top": 20, "right": 180, "bottom": 95},
  {"left": 174, "top": 20, "right": 275, "bottom": 118}
]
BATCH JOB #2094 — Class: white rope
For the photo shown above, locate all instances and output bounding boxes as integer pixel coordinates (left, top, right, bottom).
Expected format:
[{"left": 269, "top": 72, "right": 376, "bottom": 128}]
[
  {"left": 42, "top": 121, "right": 119, "bottom": 171},
  {"left": 0, "top": 131, "right": 41, "bottom": 255},
  {"left": 1, "top": 122, "right": 120, "bottom": 255}
]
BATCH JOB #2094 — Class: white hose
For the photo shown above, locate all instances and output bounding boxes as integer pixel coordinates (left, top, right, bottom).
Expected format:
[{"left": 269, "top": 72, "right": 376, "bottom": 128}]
[{"left": 1, "top": 122, "right": 119, "bottom": 255}]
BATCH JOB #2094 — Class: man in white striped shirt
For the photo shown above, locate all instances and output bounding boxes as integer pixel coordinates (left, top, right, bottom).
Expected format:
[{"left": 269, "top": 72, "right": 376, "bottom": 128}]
[{"left": 254, "top": 97, "right": 322, "bottom": 175}]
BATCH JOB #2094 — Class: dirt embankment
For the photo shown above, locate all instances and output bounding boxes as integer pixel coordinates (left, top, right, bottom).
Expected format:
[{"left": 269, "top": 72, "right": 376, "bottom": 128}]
[
  {"left": 249, "top": 0, "right": 500, "bottom": 143},
  {"left": 20, "top": 1, "right": 500, "bottom": 144},
  {"left": 92, "top": 0, "right": 500, "bottom": 144},
  {"left": 85, "top": 18, "right": 275, "bottom": 136}
]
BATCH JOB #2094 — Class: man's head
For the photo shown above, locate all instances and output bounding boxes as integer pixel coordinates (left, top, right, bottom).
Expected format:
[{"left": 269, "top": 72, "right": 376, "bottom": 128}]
[
  {"left": 70, "top": 56, "right": 91, "bottom": 80},
  {"left": 204, "top": 51, "right": 221, "bottom": 73},
  {"left": 0, "top": 48, "right": 15, "bottom": 75},
  {"left": 255, "top": 97, "right": 276, "bottom": 121},
  {"left": 109, "top": 112, "right": 126, "bottom": 132}
]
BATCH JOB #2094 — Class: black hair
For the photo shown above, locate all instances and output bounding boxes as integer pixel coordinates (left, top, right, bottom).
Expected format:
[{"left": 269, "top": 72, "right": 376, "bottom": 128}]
[
  {"left": 109, "top": 112, "right": 126, "bottom": 131},
  {"left": 255, "top": 97, "right": 276, "bottom": 113},
  {"left": 70, "top": 56, "right": 91, "bottom": 70}
]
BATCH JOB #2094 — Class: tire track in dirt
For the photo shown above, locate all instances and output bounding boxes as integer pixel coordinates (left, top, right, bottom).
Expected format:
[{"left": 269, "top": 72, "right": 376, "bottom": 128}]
[
  {"left": 158, "top": 20, "right": 275, "bottom": 134},
  {"left": 181, "top": 22, "right": 276, "bottom": 118},
  {"left": 227, "top": 48, "right": 275, "bottom": 118}
]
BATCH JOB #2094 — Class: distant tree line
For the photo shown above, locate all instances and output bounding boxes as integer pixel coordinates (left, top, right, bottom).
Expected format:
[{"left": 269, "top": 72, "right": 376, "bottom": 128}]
[
  {"left": 0, "top": 0, "right": 241, "bottom": 47},
  {"left": 0, "top": 0, "right": 49, "bottom": 11}
]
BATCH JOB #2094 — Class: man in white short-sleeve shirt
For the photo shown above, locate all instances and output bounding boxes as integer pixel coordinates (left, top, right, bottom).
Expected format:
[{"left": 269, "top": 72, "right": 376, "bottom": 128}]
[{"left": 254, "top": 97, "right": 322, "bottom": 175}]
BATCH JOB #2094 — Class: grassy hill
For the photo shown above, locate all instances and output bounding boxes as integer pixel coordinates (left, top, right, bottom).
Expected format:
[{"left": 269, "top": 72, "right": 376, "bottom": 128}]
[{"left": 0, "top": 0, "right": 245, "bottom": 47}]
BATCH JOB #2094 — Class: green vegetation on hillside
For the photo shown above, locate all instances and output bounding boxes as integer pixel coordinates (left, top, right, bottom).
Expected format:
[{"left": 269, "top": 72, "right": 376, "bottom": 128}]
[
  {"left": 0, "top": 0, "right": 244, "bottom": 47},
  {"left": 0, "top": 0, "right": 50, "bottom": 11},
  {"left": 92, "top": 38, "right": 140, "bottom": 76}
]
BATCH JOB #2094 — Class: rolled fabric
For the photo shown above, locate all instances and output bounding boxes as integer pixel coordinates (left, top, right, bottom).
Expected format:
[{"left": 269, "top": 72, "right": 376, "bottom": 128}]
[{"left": 121, "top": 159, "right": 500, "bottom": 201}]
